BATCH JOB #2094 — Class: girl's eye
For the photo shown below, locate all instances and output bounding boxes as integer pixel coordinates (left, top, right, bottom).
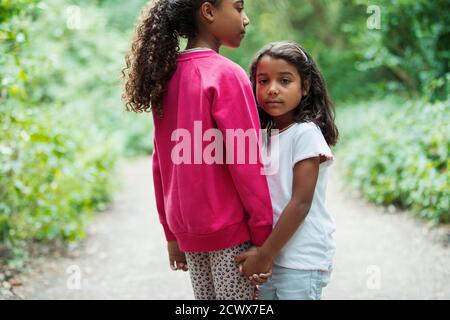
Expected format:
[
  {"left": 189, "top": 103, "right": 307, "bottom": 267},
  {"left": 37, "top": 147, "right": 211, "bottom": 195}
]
[
  {"left": 237, "top": 6, "right": 244, "bottom": 12},
  {"left": 258, "top": 79, "right": 268, "bottom": 85},
  {"left": 281, "top": 79, "right": 291, "bottom": 85}
]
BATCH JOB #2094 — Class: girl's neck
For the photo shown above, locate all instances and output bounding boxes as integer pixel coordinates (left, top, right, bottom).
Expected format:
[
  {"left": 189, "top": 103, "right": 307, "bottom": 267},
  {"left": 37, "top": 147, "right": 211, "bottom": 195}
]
[
  {"left": 186, "top": 35, "right": 221, "bottom": 53},
  {"left": 272, "top": 114, "right": 296, "bottom": 131}
]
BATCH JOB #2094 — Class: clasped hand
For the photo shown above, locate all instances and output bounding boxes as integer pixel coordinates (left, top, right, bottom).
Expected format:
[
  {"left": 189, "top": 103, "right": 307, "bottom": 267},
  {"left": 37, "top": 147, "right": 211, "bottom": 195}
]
[{"left": 235, "top": 246, "right": 273, "bottom": 286}]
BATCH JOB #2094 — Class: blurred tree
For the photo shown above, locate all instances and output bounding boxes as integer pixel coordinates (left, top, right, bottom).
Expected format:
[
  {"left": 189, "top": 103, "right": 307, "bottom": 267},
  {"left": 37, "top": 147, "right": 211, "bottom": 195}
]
[
  {"left": 0, "top": 0, "right": 40, "bottom": 101},
  {"left": 353, "top": 0, "right": 450, "bottom": 101},
  {"left": 227, "top": 0, "right": 449, "bottom": 102}
]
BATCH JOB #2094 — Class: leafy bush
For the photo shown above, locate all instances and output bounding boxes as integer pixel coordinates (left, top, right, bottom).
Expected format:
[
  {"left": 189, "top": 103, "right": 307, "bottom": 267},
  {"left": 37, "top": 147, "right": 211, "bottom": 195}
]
[
  {"left": 0, "top": 0, "right": 152, "bottom": 258},
  {"left": 352, "top": 0, "right": 450, "bottom": 102},
  {"left": 224, "top": 0, "right": 449, "bottom": 103},
  {"left": 337, "top": 99, "right": 450, "bottom": 224},
  {"left": 20, "top": 0, "right": 153, "bottom": 155},
  {"left": 0, "top": 0, "right": 40, "bottom": 100},
  {"left": 0, "top": 102, "right": 120, "bottom": 245}
]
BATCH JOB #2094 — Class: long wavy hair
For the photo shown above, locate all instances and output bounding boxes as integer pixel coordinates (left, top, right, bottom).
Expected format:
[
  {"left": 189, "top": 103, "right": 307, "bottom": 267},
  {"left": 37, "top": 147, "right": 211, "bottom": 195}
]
[
  {"left": 122, "top": 0, "right": 221, "bottom": 117},
  {"left": 249, "top": 42, "right": 339, "bottom": 146}
]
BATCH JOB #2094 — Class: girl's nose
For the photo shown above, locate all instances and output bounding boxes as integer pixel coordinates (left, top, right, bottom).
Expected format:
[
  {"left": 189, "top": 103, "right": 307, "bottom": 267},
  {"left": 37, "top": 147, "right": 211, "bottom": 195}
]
[
  {"left": 268, "top": 85, "right": 279, "bottom": 96},
  {"left": 243, "top": 13, "right": 250, "bottom": 27}
]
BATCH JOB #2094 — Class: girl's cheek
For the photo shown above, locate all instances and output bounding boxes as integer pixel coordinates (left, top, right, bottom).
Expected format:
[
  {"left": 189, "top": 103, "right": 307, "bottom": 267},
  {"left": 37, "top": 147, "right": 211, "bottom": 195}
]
[
  {"left": 255, "top": 87, "right": 262, "bottom": 101},
  {"left": 256, "top": 95, "right": 262, "bottom": 106}
]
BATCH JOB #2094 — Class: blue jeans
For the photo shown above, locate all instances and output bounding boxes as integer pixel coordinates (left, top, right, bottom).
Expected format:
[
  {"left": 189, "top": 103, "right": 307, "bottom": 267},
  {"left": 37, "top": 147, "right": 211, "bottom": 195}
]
[{"left": 259, "top": 266, "right": 331, "bottom": 300}]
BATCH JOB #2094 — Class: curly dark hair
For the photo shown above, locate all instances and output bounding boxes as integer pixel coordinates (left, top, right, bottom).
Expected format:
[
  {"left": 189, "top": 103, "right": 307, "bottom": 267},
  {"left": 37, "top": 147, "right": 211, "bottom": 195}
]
[
  {"left": 249, "top": 41, "right": 339, "bottom": 147},
  {"left": 122, "top": 0, "right": 221, "bottom": 116}
]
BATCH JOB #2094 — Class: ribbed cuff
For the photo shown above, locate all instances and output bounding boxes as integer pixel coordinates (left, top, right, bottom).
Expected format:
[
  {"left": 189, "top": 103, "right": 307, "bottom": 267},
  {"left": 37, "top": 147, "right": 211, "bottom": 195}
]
[
  {"left": 162, "top": 224, "right": 177, "bottom": 241},
  {"left": 249, "top": 225, "right": 272, "bottom": 246}
]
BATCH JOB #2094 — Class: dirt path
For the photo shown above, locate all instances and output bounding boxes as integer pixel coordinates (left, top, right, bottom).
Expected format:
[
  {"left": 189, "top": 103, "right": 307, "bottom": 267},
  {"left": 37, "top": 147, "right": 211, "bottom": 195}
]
[
  {"left": 13, "top": 158, "right": 193, "bottom": 300},
  {"left": 10, "top": 157, "right": 450, "bottom": 300},
  {"left": 323, "top": 164, "right": 450, "bottom": 299}
]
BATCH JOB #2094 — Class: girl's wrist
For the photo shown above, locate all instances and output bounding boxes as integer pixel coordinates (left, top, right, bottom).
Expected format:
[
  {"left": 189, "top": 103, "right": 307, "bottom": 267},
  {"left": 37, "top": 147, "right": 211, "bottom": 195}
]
[{"left": 259, "top": 245, "right": 276, "bottom": 263}]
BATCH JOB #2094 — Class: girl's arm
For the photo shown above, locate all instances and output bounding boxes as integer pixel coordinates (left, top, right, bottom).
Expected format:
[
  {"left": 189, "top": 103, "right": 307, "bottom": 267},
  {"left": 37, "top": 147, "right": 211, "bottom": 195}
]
[
  {"left": 153, "top": 143, "right": 188, "bottom": 271},
  {"left": 152, "top": 141, "right": 177, "bottom": 242},
  {"left": 236, "top": 156, "right": 320, "bottom": 277}
]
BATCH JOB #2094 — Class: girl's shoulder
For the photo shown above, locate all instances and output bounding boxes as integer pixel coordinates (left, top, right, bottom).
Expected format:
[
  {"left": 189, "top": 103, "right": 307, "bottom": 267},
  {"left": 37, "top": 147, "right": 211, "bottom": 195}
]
[
  {"left": 210, "top": 52, "right": 244, "bottom": 71},
  {"left": 291, "top": 121, "right": 329, "bottom": 148},
  {"left": 181, "top": 50, "right": 250, "bottom": 92},
  {"left": 291, "top": 122, "right": 334, "bottom": 167},
  {"left": 212, "top": 55, "right": 248, "bottom": 81},
  {"left": 192, "top": 51, "right": 248, "bottom": 84},
  {"left": 292, "top": 121, "right": 322, "bottom": 137}
]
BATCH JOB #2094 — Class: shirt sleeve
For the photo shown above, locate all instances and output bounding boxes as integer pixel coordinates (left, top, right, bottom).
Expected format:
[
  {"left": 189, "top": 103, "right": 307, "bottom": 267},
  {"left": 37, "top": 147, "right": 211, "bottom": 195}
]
[
  {"left": 210, "top": 67, "right": 273, "bottom": 246},
  {"left": 292, "top": 124, "right": 335, "bottom": 168},
  {"left": 152, "top": 141, "right": 177, "bottom": 241}
]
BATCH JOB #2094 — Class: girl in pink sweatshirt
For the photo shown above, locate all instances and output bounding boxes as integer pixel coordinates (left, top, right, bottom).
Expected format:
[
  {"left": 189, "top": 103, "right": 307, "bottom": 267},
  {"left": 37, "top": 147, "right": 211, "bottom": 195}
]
[{"left": 122, "top": 0, "right": 273, "bottom": 300}]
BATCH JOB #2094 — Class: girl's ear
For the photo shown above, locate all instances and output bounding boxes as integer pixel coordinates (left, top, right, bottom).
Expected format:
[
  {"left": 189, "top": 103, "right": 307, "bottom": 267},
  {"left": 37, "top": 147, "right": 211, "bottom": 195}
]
[
  {"left": 302, "top": 80, "right": 311, "bottom": 97},
  {"left": 200, "top": 2, "right": 215, "bottom": 23}
]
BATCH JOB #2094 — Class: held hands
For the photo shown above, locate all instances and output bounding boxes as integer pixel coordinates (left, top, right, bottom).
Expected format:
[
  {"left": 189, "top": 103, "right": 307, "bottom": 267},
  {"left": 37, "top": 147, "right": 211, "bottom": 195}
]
[
  {"left": 167, "top": 240, "right": 188, "bottom": 272},
  {"left": 235, "top": 246, "right": 273, "bottom": 286}
]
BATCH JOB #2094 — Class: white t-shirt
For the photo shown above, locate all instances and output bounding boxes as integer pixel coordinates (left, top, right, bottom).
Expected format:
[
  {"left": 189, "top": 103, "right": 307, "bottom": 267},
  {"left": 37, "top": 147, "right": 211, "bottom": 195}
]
[{"left": 262, "top": 122, "right": 336, "bottom": 271}]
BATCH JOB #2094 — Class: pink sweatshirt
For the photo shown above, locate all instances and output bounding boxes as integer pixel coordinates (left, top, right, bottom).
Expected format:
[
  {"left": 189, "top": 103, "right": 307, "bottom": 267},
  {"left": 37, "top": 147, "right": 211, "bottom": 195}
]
[{"left": 152, "top": 49, "right": 273, "bottom": 252}]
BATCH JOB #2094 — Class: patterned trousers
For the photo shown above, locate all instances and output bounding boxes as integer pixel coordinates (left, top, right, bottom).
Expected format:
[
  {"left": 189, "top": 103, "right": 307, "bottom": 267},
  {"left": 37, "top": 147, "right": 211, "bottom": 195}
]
[{"left": 185, "top": 241, "right": 256, "bottom": 300}]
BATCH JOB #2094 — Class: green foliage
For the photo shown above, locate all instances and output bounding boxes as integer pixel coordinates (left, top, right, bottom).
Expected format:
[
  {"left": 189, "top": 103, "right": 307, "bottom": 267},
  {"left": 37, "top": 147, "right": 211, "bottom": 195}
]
[
  {"left": 225, "top": 0, "right": 449, "bottom": 103},
  {"left": 223, "top": 0, "right": 372, "bottom": 102},
  {"left": 223, "top": 0, "right": 296, "bottom": 69},
  {"left": 20, "top": 0, "right": 153, "bottom": 154},
  {"left": 0, "top": 0, "right": 152, "bottom": 257},
  {"left": 352, "top": 0, "right": 450, "bottom": 102},
  {"left": 0, "top": 0, "right": 39, "bottom": 100},
  {"left": 337, "top": 99, "right": 450, "bottom": 224},
  {"left": 0, "top": 102, "right": 120, "bottom": 245}
]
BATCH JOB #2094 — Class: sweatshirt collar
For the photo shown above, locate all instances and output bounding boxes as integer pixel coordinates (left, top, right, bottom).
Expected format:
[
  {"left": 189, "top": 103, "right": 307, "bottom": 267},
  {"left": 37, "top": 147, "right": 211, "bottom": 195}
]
[{"left": 177, "top": 48, "right": 217, "bottom": 61}]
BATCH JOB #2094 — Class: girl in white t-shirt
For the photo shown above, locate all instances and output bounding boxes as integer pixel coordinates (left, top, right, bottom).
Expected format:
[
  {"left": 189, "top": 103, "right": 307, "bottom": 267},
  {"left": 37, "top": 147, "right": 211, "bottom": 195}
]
[{"left": 235, "top": 41, "right": 339, "bottom": 300}]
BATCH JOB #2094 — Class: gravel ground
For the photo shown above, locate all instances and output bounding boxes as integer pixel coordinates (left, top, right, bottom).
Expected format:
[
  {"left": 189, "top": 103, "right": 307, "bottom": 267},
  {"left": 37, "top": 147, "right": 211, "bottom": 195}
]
[
  {"left": 323, "top": 163, "right": 450, "bottom": 299},
  {"left": 5, "top": 157, "right": 450, "bottom": 300}
]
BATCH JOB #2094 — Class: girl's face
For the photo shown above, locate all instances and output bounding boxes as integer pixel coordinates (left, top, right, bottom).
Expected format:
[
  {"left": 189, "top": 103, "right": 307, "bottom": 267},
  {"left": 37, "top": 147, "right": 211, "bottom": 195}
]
[
  {"left": 256, "top": 55, "right": 309, "bottom": 120},
  {"left": 207, "top": 0, "right": 250, "bottom": 48}
]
